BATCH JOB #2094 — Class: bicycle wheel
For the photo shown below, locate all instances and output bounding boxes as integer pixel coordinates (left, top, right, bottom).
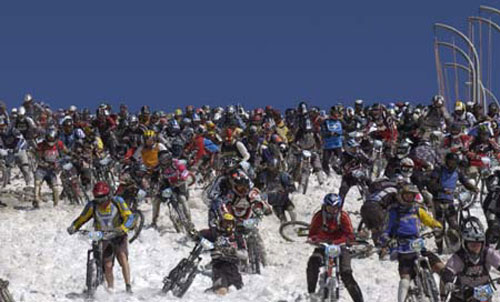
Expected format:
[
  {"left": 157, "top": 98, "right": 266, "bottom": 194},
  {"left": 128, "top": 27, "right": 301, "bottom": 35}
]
[
  {"left": 86, "top": 259, "right": 98, "bottom": 298},
  {"left": 279, "top": 221, "right": 310, "bottom": 242},
  {"left": 129, "top": 210, "right": 144, "bottom": 243},
  {"left": 301, "top": 171, "right": 310, "bottom": 195},
  {"left": 247, "top": 234, "right": 261, "bottom": 274},
  {"left": 422, "top": 269, "right": 440, "bottom": 302}
]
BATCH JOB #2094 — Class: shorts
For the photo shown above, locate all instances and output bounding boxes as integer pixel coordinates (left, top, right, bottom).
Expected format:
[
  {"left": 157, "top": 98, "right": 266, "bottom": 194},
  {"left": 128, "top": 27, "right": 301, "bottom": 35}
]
[
  {"left": 211, "top": 260, "right": 243, "bottom": 290},
  {"left": 102, "top": 235, "right": 129, "bottom": 265},
  {"left": 398, "top": 250, "right": 441, "bottom": 277},
  {"left": 35, "top": 167, "right": 57, "bottom": 186}
]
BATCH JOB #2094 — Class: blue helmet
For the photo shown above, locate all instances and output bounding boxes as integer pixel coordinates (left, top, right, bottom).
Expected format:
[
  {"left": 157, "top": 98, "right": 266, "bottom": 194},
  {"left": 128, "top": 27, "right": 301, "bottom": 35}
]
[{"left": 323, "top": 193, "right": 342, "bottom": 208}]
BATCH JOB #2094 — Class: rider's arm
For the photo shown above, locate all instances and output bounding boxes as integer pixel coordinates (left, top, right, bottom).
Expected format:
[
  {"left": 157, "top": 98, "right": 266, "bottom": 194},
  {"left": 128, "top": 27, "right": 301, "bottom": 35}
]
[
  {"left": 235, "top": 141, "right": 250, "bottom": 162},
  {"left": 485, "top": 247, "right": 500, "bottom": 272},
  {"left": 114, "top": 197, "right": 134, "bottom": 233},
  {"left": 71, "top": 201, "right": 94, "bottom": 230},
  {"left": 442, "top": 254, "right": 464, "bottom": 283},
  {"left": 458, "top": 173, "right": 479, "bottom": 193},
  {"left": 417, "top": 208, "right": 442, "bottom": 229}
]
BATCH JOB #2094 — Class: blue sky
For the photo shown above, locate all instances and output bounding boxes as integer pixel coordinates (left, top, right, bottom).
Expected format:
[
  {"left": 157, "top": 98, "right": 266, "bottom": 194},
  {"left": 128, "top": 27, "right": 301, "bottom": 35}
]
[{"left": 0, "top": 1, "right": 498, "bottom": 112}]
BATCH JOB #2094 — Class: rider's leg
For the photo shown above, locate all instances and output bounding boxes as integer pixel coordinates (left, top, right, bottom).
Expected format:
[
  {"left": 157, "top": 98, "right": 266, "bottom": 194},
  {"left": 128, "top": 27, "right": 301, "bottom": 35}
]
[
  {"left": 15, "top": 150, "right": 31, "bottom": 185},
  {"left": 116, "top": 251, "right": 131, "bottom": 290},
  {"left": 434, "top": 201, "right": 445, "bottom": 253},
  {"left": 397, "top": 253, "right": 414, "bottom": 302},
  {"left": 397, "top": 277, "right": 411, "bottom": 302},
  {"left": 47, "top": 173, "right": 58, "bottom": 206},
  {"left": 306, "top": 248, "right": 323, "bottom": 294},
  {"left": 151, "top": 197, "right": 161, "bottom": 227},
  {"left": 103, "top": 259, "right": 114, "bottom": 289},
  {"left": 339, "top": 248, "right": 364, "bottom": 302},
  {"left": 338, "top": 176, "right": 354, "bottom": 202}
]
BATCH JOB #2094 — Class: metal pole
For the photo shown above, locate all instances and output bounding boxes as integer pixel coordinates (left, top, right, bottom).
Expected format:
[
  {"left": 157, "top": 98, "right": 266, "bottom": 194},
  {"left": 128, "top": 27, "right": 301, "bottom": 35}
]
[
  {"left": 480, "top": 5, "right": 500, "bottom": 17},
  {"left": 434, "top": 23, "right": 482, "bottom": 107},
  {"left": 436, "top": 41, "right": 477, "bottom": 104},
  {"left": 445, "top": 63, "right": 500, "bottom": 107}
]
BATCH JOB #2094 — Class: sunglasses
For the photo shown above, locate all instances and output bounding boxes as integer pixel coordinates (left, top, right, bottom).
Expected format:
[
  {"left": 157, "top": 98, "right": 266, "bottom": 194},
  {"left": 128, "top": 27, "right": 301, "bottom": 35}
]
[{"left": 94, "top": 195, "right": 108, "bottom": 203}]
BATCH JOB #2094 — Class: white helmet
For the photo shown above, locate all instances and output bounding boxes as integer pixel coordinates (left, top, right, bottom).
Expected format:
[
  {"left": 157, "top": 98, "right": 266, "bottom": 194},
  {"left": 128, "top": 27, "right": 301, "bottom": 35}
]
[
  {"left": 69, "top": 105, "right": 77, "bottom": 112},
  {"left": 400, "top": 158, "right": 414, "bottom": 178},
  {"left": 18, "top": 106, "right": 26, "bottom": 117},
  {"left": 24, "top": 93, "right": 33, "bottom": 103}
]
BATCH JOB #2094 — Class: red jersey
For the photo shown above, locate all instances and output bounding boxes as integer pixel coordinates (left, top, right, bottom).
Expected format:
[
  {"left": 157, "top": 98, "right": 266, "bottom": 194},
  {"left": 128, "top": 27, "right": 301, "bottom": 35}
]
[{"left": 308, "top": 210, "right": 355, "bottom": 245}]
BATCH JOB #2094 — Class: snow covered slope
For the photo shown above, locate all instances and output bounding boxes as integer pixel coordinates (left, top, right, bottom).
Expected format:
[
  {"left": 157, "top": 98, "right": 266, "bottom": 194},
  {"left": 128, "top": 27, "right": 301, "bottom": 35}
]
[{"left": 0, "top": 174, "right": 498, "bottom": 302}]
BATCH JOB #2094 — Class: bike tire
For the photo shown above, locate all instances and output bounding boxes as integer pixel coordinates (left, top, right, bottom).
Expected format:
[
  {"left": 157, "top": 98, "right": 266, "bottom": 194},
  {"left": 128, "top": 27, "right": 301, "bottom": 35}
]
[
  {"left": 129, "top": 210, "right": 144, "bottom": 243},
  {"left": 86, "top": 259, "right": 97, "bottom": 298},
  {"left": 168, "top": 205, "right": 183, "bottom": 233},
  {"left": 172, "top": 266, "right": 199, "bottom": 298},
  {"left": 279, "top": 221, "right": 310, "bottom": 242},
  {"left": 422, "top": 269, "right": 440, "bottom": 302},
  {"left": 302, "top": 171, "right": 310, "bottom": 195},
  {"left": 329, "top": 276, "right": 339, "bottom": 302},
  {"left": 247, "top": 234, "right": 261, "bottom": 274}
]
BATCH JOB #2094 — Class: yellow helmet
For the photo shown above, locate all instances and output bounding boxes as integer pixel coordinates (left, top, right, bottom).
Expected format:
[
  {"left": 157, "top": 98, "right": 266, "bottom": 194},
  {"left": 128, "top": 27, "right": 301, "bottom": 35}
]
[
  {"left": 174, "top": 108, "right": 183, "bottom": 117},
  {"left": 220, "top": 212, "right": 235, "bottom": 233},
  {"left": 143, "top": 130, "right": 156, "bottom": 138},
  {"left": 455, "top": 101, "right": 465, "bottom": 112}
]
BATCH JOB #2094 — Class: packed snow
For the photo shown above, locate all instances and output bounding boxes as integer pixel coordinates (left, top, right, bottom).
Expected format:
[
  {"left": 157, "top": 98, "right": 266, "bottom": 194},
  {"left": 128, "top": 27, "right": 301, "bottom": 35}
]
[{"left": 0, "top": 173, "right": 498, "bottom": 302}]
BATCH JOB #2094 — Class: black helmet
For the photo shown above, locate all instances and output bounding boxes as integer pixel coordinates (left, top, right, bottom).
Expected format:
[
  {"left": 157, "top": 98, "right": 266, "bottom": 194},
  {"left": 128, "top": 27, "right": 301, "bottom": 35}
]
[
  {"left": 45, "top": 129, "right": 58, "bottom": 146},
  {"left": 140, "top": 105, "right": 151, "bottom": 115},
  {"left": 297, "top": 101, "right": 308, "bottom": 115}
]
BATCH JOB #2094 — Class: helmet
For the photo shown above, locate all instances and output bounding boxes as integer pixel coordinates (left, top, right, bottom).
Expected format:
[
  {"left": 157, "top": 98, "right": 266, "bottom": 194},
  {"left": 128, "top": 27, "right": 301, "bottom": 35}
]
[
  {"left": 323, "top": 193, "right": 342, "bottom": 208},
  {"left": 158, "top": 150, "right": 172, "bottom": 165},
  {"left": 143, "top": 129, "right": 156, "bottom": 139},
  {"left": 345, "top": 107, "right": 354, "bottom": 118},
  {"left": 135, "top": 163, "right": 149, "bottom": 177},
  {"left": 192, "top": 113, "right": 201, "bottom": 123},
  {"left": 454, "top": 101, "right": 465, "bottom": 113},
  {"left": 140, "top": 105, "right": 151, "bottom": 115},
  {"left": 24, "top": 93, "right": 33, "bottom": 103},
  {"left": 396, "top": 140, "right": 412, "bottom": 159},
  {"left": 174, "top": 108, "right": 183, "bottom": 117},
  {"left": 68, "top": 105, "right": 77, "bottom": 112},
  {"left": 195, "top": 125, "right": 206, "bottom": 134},
  {"left": 461, "top": 227, "right": 485, "bottom": 263},
  {"left": 489, "top": 103, "right": 499, "bottom": 115},
  {"left": 400, "top": 158, "right": 414, "bottom": 178},
  {"left": 224, "top": 128, "right": 233, "bottom": 142},
  {"left": 226, "top": 105, "right": 236, "bottom": 115},
  {"left": 93, "top": 181, "right": 110, "bottom": 198},
  {"left": 219, "top": 212, "right": 236, "bottom": 234},
  {"left": 345, "top": 138, "right": 360, "bottom": 156},
  {"left": 432, "top": 95, "right": 444, "bottom": 107},
  {"left": 45, "top": 129, "right": 58, "bottom": 146},
  {"left": 232, "top": 199, "right": 251, "bottom": 218},
  {"left": 270, "top": 134, "right": 282, "bottom": 144},
  {"left": 399, "top": 184, "right": 419, "bottom": 205},
  {"left": 449, "top": 123, "right": 462, "bottom": 136},
  {"left": 18, "top": 106, "right": 26, "bottom": 117},
  {"left": 229, "top": 169, "right": 251, "bottom": 196},
  {"left": 298, "top": 101, "right": 308, "bottom": 115}
]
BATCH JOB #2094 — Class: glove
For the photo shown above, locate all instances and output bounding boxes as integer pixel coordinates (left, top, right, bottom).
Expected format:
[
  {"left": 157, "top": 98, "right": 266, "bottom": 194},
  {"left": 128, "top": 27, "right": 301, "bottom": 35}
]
[
  {"left": 67, "top": 225, "right": 77, "bottom": 235},
  {"left": 444, "top": 283, "right": 455, "bottom": 294}
]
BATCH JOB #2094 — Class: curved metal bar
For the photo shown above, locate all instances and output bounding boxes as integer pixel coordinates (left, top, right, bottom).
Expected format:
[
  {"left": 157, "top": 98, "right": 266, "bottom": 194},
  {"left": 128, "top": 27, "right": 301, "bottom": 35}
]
[{"left": 434, "top": 23, "right": 482, "bottom": 106}]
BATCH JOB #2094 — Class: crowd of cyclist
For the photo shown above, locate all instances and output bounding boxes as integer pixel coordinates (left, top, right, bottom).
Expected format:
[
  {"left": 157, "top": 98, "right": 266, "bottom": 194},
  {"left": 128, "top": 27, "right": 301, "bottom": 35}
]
[{"left": 1, "top": 93, "right": 500, "bottom": 301}]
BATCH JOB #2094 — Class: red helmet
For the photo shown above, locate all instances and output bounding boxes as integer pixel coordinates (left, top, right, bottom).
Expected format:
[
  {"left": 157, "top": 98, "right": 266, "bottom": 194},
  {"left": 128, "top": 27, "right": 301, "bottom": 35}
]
[{"left": 93, "top": 181, "right": 110, "bottom": 197}]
